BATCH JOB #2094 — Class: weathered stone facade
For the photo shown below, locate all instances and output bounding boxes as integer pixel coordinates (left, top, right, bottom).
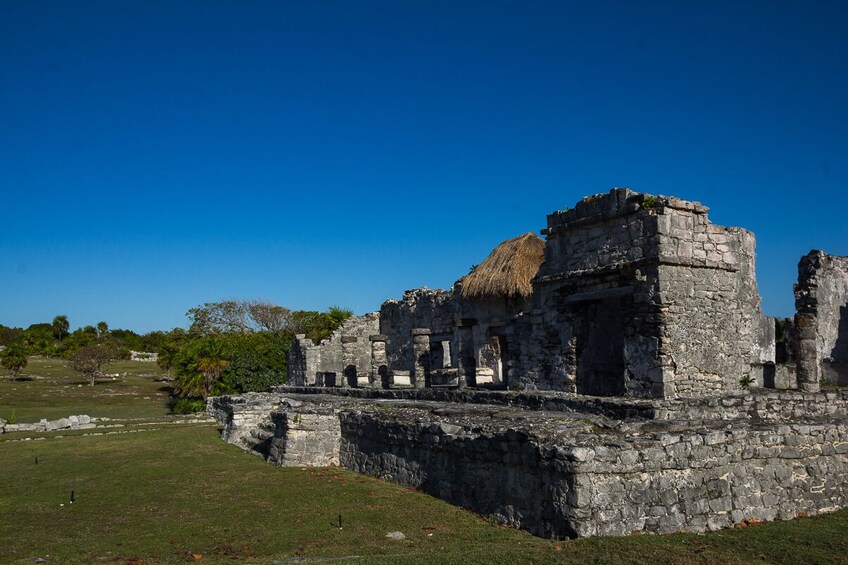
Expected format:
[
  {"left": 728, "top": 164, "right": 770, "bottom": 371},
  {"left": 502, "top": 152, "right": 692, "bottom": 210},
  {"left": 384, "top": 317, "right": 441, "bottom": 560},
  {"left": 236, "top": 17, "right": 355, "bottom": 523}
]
[
  {"left": 516, "top": 190, "right": 768, "bottom": 398},
  {"left": 287, "top": 313, "right": 379, "bottom": 387},
  {"left": 795, "top": 251, "right": 848, "bottom": 389}
]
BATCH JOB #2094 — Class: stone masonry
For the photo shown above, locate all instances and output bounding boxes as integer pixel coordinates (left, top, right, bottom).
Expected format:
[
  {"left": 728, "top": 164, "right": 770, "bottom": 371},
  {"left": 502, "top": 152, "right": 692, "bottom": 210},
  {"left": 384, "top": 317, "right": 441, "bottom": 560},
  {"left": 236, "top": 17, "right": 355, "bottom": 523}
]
[
  {"left": 288, "top": 313, "right": 379, "bottom": 387},
  {"left": 795, "top": 251, "right": 848, "bottom": 389}
]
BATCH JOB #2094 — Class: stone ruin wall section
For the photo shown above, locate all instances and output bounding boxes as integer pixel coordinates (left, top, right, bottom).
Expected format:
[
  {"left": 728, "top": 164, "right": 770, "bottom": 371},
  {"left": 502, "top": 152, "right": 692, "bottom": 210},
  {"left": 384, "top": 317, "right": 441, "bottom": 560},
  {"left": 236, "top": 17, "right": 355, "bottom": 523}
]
[
  {"left": 287, "top": 313, "right": 380, "bottom": 386},
  {"left": 796, "top": 251, "right": 848, "bottom": 387},
  {"left": 655, "top": 208, "right": 768, "bottom": 396},
  {"left": 521, "top": 189, "right": 772, "bottom": 398},
  {"left": 521, "top": 191, "right": 664, "bottom": 395},
  {"left": 249, "top": 394, "right": 848, "bottom": 539},
  {"left": 379, "top": 288, "right": 456, "bottom": 374}
]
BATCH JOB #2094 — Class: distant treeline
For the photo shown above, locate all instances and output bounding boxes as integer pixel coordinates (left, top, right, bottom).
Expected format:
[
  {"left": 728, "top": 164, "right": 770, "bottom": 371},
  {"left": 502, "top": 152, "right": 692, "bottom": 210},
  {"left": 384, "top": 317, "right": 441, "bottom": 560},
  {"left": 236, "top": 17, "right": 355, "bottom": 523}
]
[
  {"left": 0, "top": 301, "right": 352, "bottom": 412},
  {"left": 0, "top": 316, "right": 163, "bottom": 359}
]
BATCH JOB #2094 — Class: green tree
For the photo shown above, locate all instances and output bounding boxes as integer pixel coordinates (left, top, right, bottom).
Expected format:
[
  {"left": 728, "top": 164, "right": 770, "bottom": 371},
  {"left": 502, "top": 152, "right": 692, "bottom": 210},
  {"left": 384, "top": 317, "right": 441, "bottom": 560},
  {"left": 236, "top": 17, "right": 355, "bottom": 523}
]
[
  {"left": 96, "top": 321, "right": 109, "bottom": 340},
  {"left": 1, "top": 343, "right": 28, "bottom": 379},
  {"left": 68, "top": 343, "right": 117, "bottom": 386},
  {"left": 23, "top": 324, "right": 55, "bottom": 355},
  {"left": 0, "top": 325, "right": 24, "bottom": 347},
  {"left": 157, "top": 328, "right": 188, "bottom": 376},
  {"left": 52, "top": 315, "right": 70, "bottom": 344}
]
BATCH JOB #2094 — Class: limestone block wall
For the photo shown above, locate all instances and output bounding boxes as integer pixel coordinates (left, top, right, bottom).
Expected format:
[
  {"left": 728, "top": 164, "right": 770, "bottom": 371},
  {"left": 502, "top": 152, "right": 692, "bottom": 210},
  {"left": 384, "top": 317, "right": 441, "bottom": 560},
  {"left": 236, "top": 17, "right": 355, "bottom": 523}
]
[
  {"left": 654, "top": 208, "right": 765, "bottom": 396},
  {"left": 337, "top": 409, "right": 848, "bottom": 538},
  {"left": 521, "top": 189, "right": 665, "bottom": 395},
  {"left": 579, "top": 423, "right": 848, "bottom": 536},
  {"left": 207, "top": 392, "right": 286, "bottom": 447},
  {"left": 653, "top": 390, "right": 848, "bottom": 422},
  {"left": 268, "top": 404, "right": 341, "bottom": 467},
  {"left": 795, "top": 251, "right": 848, "bottom": 387},
  {"left": 380, "top": 288, "right": 456, "bottom": 373},
  {"left": 520, "top": 188, "right": 767, "bottom": 398},
  {"left": 287, "top": 313, "right": 380, "bottom": 386},
  {"left": 213, "top": 392, "right": 848, "bottom": 539},
  {"left": 340, "top": 413, "right": 578, "bottom": 538}
]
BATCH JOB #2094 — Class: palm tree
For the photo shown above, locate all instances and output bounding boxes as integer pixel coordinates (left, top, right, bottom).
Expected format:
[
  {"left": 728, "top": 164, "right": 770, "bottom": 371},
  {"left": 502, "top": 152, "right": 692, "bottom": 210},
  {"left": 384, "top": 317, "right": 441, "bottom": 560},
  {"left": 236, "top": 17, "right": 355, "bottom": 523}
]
[
  {"left": 52, "top": 315, "right": 70, "bottom": 344},
  {"left": 196, "top": 356, "right": 229, "bottom": 401},
  {"left": 96, "top": 321, "right": 109, "bottom": 340}
]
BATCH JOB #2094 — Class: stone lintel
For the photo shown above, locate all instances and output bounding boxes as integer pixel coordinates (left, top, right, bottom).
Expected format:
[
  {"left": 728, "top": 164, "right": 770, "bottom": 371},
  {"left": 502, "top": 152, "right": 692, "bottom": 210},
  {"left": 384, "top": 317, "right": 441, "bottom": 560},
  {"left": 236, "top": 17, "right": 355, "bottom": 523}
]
[
  {"left": 411, "top": 328, "right": 431, "bottom": 336},
  {"left": 565, "top": 286, "right": 635, "bottom": 303},
  {"left": 341, "top": 336, "right": 358, "bottom": 344},
  {"left": 369, "top": 334, "right": 388, "bottom": 342}
]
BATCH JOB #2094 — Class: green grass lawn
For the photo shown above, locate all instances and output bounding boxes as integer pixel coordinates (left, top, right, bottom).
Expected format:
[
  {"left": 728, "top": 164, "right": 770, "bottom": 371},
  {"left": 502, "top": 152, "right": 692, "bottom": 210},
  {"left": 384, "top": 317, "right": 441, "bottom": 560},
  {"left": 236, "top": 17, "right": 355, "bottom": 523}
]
[
  {"left": 3, "top": 359, "right": 848, "bottom": 563},
  {"left": 3, "top": 424, "right": 848, "bottom": 564},
  {"left": 0, "top": 357, "right": 172, "bottom": 422}
]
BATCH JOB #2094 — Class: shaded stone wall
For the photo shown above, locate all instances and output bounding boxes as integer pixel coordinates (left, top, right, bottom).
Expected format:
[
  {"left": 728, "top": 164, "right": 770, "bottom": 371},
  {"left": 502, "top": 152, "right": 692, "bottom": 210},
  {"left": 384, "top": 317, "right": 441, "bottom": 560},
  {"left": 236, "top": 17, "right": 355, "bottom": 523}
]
[
  {"left": 340, "top": 413, "right": 848, "bottom": 538},
  {"left": 233, "top": 392, "right": 848, "bottom": 539},
  {"left": 795, "top": 251, "right": 848, "bottom": 388},
  {"left": 519, "top": 190, "right": 663, "bottom": 394}
]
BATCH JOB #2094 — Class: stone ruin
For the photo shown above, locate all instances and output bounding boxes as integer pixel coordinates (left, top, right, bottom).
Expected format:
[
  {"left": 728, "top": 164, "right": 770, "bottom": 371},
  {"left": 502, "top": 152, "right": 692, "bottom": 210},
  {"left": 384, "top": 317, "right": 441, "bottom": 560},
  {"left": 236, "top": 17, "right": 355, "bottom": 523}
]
[{"left": 210, "top": 188, "right": 848, "bottom": 539}]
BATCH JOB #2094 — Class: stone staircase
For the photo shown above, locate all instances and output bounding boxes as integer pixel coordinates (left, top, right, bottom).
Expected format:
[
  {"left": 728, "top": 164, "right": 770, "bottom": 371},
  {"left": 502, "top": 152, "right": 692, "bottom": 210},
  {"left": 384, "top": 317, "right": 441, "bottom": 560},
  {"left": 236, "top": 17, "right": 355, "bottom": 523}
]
[{"left": 242, "top": 419, "right": 276, "bottom": 459}]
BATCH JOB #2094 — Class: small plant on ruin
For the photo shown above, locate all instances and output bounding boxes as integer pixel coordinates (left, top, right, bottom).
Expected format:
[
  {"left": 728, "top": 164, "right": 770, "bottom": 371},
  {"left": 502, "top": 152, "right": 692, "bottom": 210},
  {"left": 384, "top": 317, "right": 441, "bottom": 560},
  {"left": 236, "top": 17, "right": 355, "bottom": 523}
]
[
  {"left": 739, "top": 373, "right": 753, "bottom": 389},
  {"left": 641, "top": 195, "right": 658, "bottom": 209},
  {"left": 468, "top": 264, "right": 478, "bottom": 274},
  {"left": 171, "top": 398, "right": 206, "bottom": 414}
]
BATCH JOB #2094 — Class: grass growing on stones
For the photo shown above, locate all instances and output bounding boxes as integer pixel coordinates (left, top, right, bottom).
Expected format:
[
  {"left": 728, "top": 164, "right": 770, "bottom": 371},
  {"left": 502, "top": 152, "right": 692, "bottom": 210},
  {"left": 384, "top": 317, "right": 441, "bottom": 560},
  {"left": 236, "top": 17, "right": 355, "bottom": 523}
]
[
  {"left": 0, "top": 357, "right": 171, "bottom": 423},
  {"left": 3, "top": 424, "right": 848, "bottom": 564}
]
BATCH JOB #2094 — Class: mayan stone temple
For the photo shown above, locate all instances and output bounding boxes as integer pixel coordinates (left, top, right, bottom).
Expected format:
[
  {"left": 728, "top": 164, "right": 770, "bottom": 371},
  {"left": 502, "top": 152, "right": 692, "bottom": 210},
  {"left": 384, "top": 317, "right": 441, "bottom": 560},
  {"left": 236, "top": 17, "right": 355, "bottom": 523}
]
[{"left": 209, "top": 188, "right": 848, "bottom": 538}]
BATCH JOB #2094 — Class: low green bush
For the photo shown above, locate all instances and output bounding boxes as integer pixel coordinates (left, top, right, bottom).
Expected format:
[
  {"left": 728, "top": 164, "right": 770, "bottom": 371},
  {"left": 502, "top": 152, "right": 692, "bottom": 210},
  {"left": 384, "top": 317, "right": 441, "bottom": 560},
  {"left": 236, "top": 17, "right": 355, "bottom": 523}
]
[{"left": 171, "top": 398, "right": 206, "bottom": 414}]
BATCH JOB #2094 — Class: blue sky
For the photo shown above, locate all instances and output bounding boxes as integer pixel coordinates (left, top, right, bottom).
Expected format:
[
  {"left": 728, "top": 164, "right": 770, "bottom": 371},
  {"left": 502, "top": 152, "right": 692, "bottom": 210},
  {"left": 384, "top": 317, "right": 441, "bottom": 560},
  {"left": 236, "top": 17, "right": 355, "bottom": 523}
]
[{"left": 1, "top": 1, "right": 846, "bottom": 333}]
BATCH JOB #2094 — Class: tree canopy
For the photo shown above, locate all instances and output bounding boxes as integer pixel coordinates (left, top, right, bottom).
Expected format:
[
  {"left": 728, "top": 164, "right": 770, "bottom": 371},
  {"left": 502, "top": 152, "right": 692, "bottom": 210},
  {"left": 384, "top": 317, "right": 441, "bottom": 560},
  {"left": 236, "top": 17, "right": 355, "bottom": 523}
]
[{"left": 1, "top": 343, "right": 28, "bottom": 379}]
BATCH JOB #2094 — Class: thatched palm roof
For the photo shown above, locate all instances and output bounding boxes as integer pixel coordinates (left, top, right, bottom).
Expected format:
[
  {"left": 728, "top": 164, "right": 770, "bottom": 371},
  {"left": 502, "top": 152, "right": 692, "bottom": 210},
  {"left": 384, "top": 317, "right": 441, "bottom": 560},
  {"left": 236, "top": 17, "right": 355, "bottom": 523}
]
[{"left": 460, "top": 232, "right": 545, "bottom": 300}]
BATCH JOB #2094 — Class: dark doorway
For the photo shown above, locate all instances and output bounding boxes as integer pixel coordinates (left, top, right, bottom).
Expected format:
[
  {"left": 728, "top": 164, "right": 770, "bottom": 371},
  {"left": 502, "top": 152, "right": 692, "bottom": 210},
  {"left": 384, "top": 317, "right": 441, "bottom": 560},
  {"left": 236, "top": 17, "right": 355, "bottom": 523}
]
[
  {"left": 344, "top": 365, "right": 357, "bottom": 387},
  {"left": 576, "top": 296, "right": 626, "bottom": 396}
]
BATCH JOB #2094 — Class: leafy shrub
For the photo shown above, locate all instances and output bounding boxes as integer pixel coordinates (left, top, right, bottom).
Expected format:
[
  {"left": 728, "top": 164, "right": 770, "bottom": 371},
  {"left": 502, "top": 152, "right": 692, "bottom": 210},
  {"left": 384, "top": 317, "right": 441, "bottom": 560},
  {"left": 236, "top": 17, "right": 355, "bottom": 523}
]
[
  {"left": 225, "top": 350, "right": 285, "bottom": 393},
  {"left": 171, "top": 398, "right": 207, "bottom": 414}
]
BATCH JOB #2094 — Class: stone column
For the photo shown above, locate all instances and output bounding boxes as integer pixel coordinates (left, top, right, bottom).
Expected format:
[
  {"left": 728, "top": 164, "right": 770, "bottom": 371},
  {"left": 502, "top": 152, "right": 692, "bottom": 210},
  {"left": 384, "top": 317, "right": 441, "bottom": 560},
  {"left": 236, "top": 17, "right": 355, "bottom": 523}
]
[
  {"left": 795, "top": 313, "right": 819, "bottom": 392},
  {"left": 455, "top": 319, "right": 477, "bottom": 389},
  {"left": 370, "top": 334, "right": 388, "bottom": 389},
  {"left": 794, "top": 254, "right": 821, "bottom": 393},
  {"left": 411, "top": 328, "right": 431, "bottom": 389},
  {"left": 341, "top": 336, "right": 358, "bottom": 388}
]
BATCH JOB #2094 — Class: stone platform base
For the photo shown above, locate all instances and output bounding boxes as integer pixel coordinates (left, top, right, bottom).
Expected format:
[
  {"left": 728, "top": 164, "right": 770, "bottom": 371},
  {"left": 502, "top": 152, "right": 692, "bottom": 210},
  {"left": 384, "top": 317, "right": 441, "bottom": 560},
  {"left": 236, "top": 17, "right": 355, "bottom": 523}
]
[{"left": 209, "top": 388, "right": 848, "bottom": 539}]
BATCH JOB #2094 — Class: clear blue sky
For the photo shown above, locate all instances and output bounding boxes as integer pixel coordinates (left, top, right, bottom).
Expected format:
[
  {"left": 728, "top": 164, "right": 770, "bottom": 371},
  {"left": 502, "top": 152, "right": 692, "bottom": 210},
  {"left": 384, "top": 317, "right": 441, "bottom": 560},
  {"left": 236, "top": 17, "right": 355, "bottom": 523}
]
[{"left": 1, "top": 1, "right": 846, "bottom": 333}]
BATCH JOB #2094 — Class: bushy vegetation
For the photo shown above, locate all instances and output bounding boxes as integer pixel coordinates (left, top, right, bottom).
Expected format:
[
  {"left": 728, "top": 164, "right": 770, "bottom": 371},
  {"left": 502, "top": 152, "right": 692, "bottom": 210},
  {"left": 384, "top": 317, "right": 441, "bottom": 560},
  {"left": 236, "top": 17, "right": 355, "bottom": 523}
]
[{"left": 160, "top": 300, "right": 352, "bottom": 407}]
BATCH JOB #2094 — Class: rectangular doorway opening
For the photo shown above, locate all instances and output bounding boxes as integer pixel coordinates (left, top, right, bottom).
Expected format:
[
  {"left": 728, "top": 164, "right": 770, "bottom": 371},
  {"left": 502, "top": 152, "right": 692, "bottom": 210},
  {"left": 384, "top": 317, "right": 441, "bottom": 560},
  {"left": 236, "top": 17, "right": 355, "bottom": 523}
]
[{"left": 576, "top": 296, "right": 626, "bottom": 396}]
